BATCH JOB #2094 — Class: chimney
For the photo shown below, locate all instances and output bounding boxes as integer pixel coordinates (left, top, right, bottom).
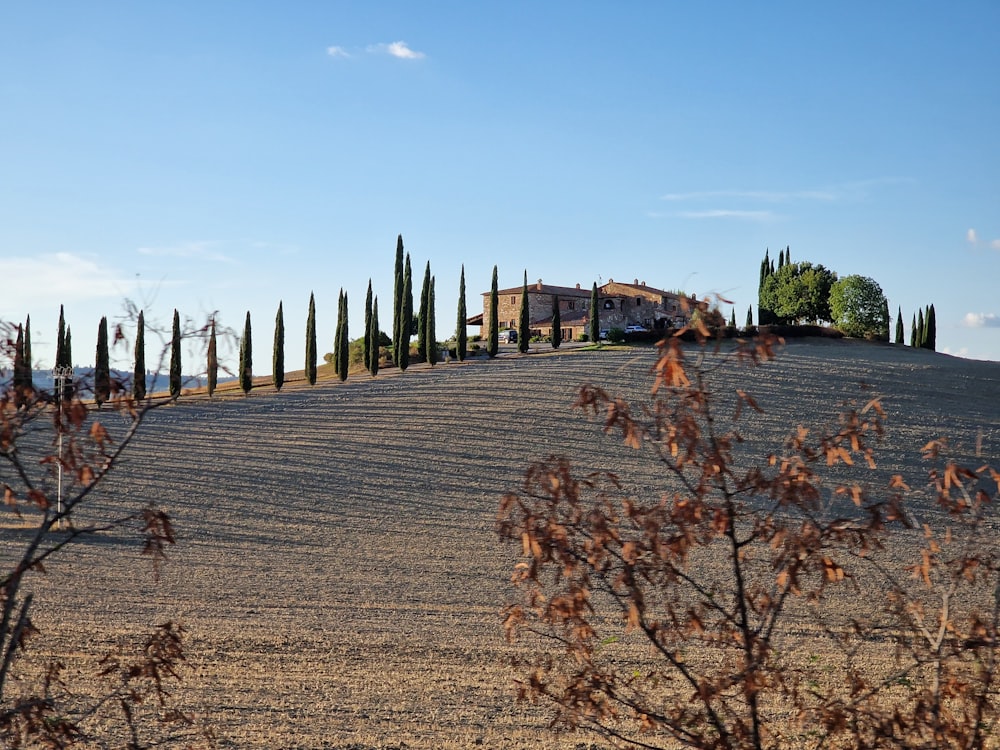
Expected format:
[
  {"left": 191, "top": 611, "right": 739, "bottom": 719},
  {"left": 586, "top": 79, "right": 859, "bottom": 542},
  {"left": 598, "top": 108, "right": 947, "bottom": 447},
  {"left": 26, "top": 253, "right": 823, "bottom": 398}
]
[
  {"left": 633, "top": 278, "right": 639, "bottom": 285},
  {"left": 536, "top": 279, "right": 543, "bottom": 291},
  {"left": 575, "top": 283, "right": 581, "bottom": 289},
  {"left": 641, "top": 280, "right": 646, "bottom": 286}
]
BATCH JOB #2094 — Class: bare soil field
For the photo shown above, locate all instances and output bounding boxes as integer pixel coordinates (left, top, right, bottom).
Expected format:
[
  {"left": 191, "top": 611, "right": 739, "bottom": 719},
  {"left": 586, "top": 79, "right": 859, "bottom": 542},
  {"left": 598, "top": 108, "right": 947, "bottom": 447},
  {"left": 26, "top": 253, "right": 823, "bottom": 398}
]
[{"left": 5, "top": 339, "right": 1000, "bottom": 749}]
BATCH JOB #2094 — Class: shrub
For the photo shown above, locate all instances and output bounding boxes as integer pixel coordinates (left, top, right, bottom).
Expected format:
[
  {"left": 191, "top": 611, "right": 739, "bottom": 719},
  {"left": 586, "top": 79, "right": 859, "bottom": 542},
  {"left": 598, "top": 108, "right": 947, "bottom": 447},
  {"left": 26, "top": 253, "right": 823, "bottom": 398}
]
[
  {"left": 606, "top": 328, "right": 626, "bottom": 343},
  {"left": 498, "top": 333, "right": 1000, "bottom": 749}
]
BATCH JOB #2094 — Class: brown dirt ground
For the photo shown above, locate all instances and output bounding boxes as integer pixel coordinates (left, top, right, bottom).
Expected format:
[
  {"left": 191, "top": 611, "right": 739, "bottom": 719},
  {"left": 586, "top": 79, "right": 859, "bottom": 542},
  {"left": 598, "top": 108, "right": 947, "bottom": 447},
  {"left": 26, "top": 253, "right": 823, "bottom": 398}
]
[{"left": 4, "top": 339, "right": 1000, "bottom": 749}]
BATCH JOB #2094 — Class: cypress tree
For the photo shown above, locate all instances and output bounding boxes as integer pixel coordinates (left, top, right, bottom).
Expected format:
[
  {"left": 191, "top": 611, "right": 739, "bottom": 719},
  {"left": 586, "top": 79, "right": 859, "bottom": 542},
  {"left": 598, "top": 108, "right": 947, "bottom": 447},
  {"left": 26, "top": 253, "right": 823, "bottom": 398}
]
[
  {"left": 881, "top": 297, "right": 891, "bottom": 342},
  {"left": 338, "top": 290, "right": 349, "bottom": 382},
  {"left": 13, "top": 325, "right": 26, "bottom": 404},
  {"left": 54, "top": 305, "right": 67, "bottom": 402},
  {"left": 758, "top": 249, "right": 772, "bottom": 326},
  {"left": 729, "top": 308, "right": 737, "bottom": 327},
  {"left": 418, "top": 261, "right": 431, "bottom": 362},
  {"left": 370, "top": 297, "right": 380, "bottom": 377},
  {"left": 23, "top": 315, "right": 32, "bottom": 388},
  {"left": 910, "top": 313, "right": 917, "bottom": 347},
  {"left": 518, "top": 271, "right": 530, "bottom": 354},
  {"left": 273, "top": 302, "right": 285, "bottom": 391},
  {"left": 746, "top": 305, "right": 753, "bottom": 329},
  {"left": 363, "top": 279, "right": 373, "bottom": 370},
  {"left": 334, "top": 289, "right": 344, "bottom": 378},
  {"left": 589, "top": 282, "right": 599, "bottom": 344},
  {"left": 895, "top": 306, "right": 904, "bottom": 345},
  {"left": 456, "top": 265, "right": 467, "bottom": 361},
  {"left": 426, "top": 277, "right": 437, "bottom": 366},
  {"left": 924, "top": 304, "right": 936, "bottom": 351},
  {"left": 785, "top": 246, "right": 791, "bottom": 265},
  {"left": 398, "top": 257, "right": 412, "bottom": 370},
  {"left": 488, "top": 265, "right": 499, "bottom": 358},
  {"left": 207, "top": 318, "right": 218, "bottom": 397},
  {"left": 778, "top": 248, "right": 785, "bottom": 270},
  {"left": 306, "top": 292, "right": 317, "bottom": 385},
  {"left": 133, "top": 310, "right": 146, "bottom": 400},
  {"left": 551, "top": 295, "right": 562, "bottom": 349},
  {"left": 392, "top": 234, "right": 404, "bottom": 363},
  {"left": 62, "top": 325, "right": 73, "bottom": 402},
  {"left": 239, "top": 311, "right": 252, "bottom": 395},
  {"left": 916, "top": 308, "right": 925, "bottom": 349},
  {"left": 169, "top": 309, "right": 181, "bottom": 399},
  {"left": 94, "top": 316, "right": 110, "bottom": 406}
]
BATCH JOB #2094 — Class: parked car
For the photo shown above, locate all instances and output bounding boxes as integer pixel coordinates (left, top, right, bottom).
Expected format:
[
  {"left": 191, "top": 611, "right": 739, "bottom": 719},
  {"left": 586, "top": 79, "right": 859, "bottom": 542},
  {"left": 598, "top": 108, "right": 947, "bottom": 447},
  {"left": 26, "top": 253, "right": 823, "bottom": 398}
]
[
  {"left": 599, "top": 329, "right": 609, "bottom": 340},
  {"left": 499, "top": 329, "right": 518, "bottom": 343},
  {"left": 624, "top": 324, "right": 650, "bottom": 333}
]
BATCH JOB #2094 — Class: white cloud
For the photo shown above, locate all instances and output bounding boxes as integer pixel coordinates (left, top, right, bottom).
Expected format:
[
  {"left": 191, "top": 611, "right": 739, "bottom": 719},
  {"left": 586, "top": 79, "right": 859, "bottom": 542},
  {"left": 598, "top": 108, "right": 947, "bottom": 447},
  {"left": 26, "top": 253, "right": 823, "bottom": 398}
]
[
  {"left": 367, "top": 41, "right": 425, "bottom": 59},
  {"left": 326, "top": 46, "right": 351, "bottom": 58},
  {"left": 660, "top": 189, "right": 835, "bottom": 203},
  {"left": 961, "top": 312, "right": 1000, "bottom": 328},
  {"left": 967, "top": 228, "right": 979, "bottom": 245},
  {"left": 136, "top": 241, "right": 235, "bottom": 263},
  {"left": 0, "top": 252, "right": 141, "bottom": 312},
  {"left": 674, "top": 209, "right": 778, "bottom": 222},
  {"left": 991, "top": 239, "right": 1000, "bottom": 250}
]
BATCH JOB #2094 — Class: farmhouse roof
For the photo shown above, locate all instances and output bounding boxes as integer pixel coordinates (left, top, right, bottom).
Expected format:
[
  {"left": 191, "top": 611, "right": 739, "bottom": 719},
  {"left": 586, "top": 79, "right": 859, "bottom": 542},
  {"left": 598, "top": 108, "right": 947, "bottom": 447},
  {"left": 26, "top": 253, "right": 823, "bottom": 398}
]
[
  {"left": 484, "top": 281, "right": 594, "bottom": 298},
  {"left": 600, "top": 279, "right": 679, "bottom": 297}
]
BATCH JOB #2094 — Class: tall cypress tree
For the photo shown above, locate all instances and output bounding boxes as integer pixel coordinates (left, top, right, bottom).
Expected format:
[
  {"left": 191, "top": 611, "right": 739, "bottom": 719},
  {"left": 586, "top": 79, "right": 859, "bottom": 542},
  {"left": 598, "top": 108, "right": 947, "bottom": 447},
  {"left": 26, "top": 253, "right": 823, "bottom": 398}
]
[
  {"left": 518, "top": 271, "right": 530, "bottom": 354},
  {"left": 398, "top": 255, "right": 413, "bottom": 370},
  {"left": 55, "top": 305, "right": 67, "bottom": 397},
  {"left": 924, "top": 304, "right": 936, "bottom": 351},
  {"left": 334, "top": 289, "right": 344, "bottom": 378},
  {"left": 94, "top": 316, "right": 110, "bottom": 406},
  {"left": 392, "top": 234, "right": 404, "bottom": 364},
  {"left": 207, "top": 318, "right": 218, "bottom": 397},
  {"left": 23, "top": 315, "right": 32, "bottom": 388},
  {"left": 370, "top": 297, "right": 380, "bottom": 377},
  {"left": 133, "top": 310, "right": 146, "bottom": 400},
  {"left": 169, "top": 309, "right": 181, "bottom": 400},
  {"left": 13, "top": 325, "right": 27, "bottom": 403},
  {"left": 910, "top": 313, "right": 917, "bottom": 347},
  {"left": 306, "top": 292, "right": 317, "bottom": 385},
  {"left": 895, "top": 306, "right": 904, "bottom": 345},
  {"left": 778, "top": 248, "right": 786, "bottom": 270},
  {"left": 746, "top": 305, "right": 753, "bottom": 329},
  {"left": 551, "top": 295, "right": 562, "bottom": 349},
  {"left": 62, "top": 325, "right": 73, "bottom": 402},
  {"left": 456, "top": 265, "right": 467, "bottom": 361},
  {"left": 729, "top": 308, "right": 737, "bottom": 327},
  {"left": 363, "top": 279, "right": 373, "bottom": 370},
  {"left": 488, "top": 265, "right": 499, "bottom": 358},
  {"left": 239, "top": 311, "right": 252, "bottom": 395},
  {"left": 273, "top": 301, "right": 285, "bottom": 391},
  {"left": 427, "top": 277, "right": 438, "bottom": 366},
  {"left": 589, "top": 282, "right": 599, "bottom": 344},
  {"left": 338, "top": 290, "right": 349, "bottom": 382},
  {"left": 418, "top": 260, "right": 431, "bottom": 362},
  {"left": 916, "top": 308, "right": 925, "bottom": 349}
]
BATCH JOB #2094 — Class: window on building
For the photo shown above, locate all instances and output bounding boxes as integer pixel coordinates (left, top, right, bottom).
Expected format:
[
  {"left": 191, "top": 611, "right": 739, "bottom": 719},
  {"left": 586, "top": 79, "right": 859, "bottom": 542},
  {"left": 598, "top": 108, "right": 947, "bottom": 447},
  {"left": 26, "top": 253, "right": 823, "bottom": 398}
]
[
  {"left": 567, "top": 300, "right": 575, "bottom": 310},
  {"left": 510, "top": 296, "right": 517, "bottom": 305},
  {"left": 636, "top": 296, "right": 643, "bottom": 306},
  {"left": 603, "top": 300, "right": 614, "bottom": 310}
]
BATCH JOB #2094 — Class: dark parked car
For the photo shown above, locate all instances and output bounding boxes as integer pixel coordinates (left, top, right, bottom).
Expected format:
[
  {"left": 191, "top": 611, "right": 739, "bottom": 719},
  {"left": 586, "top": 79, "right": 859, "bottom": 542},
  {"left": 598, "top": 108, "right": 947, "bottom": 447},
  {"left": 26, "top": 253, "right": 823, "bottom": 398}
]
[{"left": 499, "top": 329, "right": 518, "bottom": 343}]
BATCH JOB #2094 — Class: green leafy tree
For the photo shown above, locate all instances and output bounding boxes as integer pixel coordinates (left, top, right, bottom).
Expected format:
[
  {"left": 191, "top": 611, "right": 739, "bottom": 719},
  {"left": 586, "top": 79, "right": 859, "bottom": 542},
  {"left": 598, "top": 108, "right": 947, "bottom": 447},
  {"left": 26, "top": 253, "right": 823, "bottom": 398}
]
[
  {"left": 169, "top": 310, "right": 181, "bottom": 399},
  {"left": 589, "top": 282, "right": 599, "bottom": 344},
  {"left": 518, "top": 271, "right": 530, "bottom": 354},
  {"left": 133, "top": 310, "right": 146, "bottom": 400},
  {"left": 392, "top": 234, "right": 404, "bottom": 363},
  {"left": 895, "top": 306, "right": 904, "bottom": 345},
  {"left": 551, "top": 295, "right": 562, "bottom": 349},
  {"left": 398, "top": 256, "right": 412, "bottom": 370},
  {"left": 273, "top": 302, "right": 285, "bottom": 391},
  {"left": 363, "top": 279, "right": 373, "bottom": 370},
  {"left": 239, "top": 311, "right": 252, "bottom": 395},
  {"left": 94, "top": 316, "right": 111, "bottom": 406},
  {"left": 759, "top": 261, "right": 837, "bottom": 324},
  {"left": 829, "top": 275, "right": 889, "bottom": 339},
  {"left": 370, "top": 297, "right": 380, "bottom": 377},
  {"left": 456, "top": 265, "right": 468, "bottom": 361},
  {"left": 337, "top": 290, "right": 349, "bottom": 382},
  {"left": 924, "top": 304, "right": 936, "bottom": 351},
  {"left": 306, "top": 292, "right": 317, "bottom": 385},
  {"left": 426, "top": 277, "right": 437, "bottom": 366},
  {"left": 207, "top": 317, "right": 218, "bottom": 397},
  {"left": 488, "top": 265, "right": 499, "bottom": 358}
]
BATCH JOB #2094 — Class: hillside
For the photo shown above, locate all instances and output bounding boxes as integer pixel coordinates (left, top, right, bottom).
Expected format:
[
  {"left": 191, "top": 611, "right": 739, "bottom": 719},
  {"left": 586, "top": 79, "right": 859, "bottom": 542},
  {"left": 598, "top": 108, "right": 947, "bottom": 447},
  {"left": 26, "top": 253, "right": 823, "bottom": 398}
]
[{"left": 7, "top": 339, "right": 1000, "bottom": 749}]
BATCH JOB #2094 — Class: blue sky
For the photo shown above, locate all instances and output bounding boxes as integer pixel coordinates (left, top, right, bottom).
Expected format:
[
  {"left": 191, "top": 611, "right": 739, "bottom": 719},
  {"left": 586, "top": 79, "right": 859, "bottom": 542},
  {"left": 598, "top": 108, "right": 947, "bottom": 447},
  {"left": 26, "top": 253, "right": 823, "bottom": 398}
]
[{"left": 2, "top": 1, "right": 999, "bottom": 373}]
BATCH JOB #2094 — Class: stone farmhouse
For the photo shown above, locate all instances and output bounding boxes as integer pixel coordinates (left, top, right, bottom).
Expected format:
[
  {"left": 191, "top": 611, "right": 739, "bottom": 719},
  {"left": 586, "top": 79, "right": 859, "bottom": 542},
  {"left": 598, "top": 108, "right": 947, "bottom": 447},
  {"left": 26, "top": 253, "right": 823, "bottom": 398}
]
[{"left": 474, "top": 278, "right": 698, "bottom": 340}]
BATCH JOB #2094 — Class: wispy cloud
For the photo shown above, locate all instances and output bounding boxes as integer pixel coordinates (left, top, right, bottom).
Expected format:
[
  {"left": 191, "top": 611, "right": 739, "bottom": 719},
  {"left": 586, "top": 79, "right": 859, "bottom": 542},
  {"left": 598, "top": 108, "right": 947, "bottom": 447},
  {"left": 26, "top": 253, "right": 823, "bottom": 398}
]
[
  {"left": 992, "top": 239, "right": 1000, "bottom": 250},
  {"left": 962, "top": 312, "right": 1000, "bottom": 328},
  {"left": 0, "top": 253, "right": 141, "bottom": 313},
  {"left": 967, "top": 228, "right": 979, "bottom": 245},
  {"left": 674, "top": 209, "right": 778, "bottom": 221},
  {"left": 660, "top": 189, "right": 835, "bottom": 203},
  {"left": 367, "top": 41, "right": 425, "bottom": 59},
  {"left": 326, "top": 46, "right": 351, "bottom": 59},
  {"left": 136, "top": 241, "right": 235, "bottom": 263}
]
